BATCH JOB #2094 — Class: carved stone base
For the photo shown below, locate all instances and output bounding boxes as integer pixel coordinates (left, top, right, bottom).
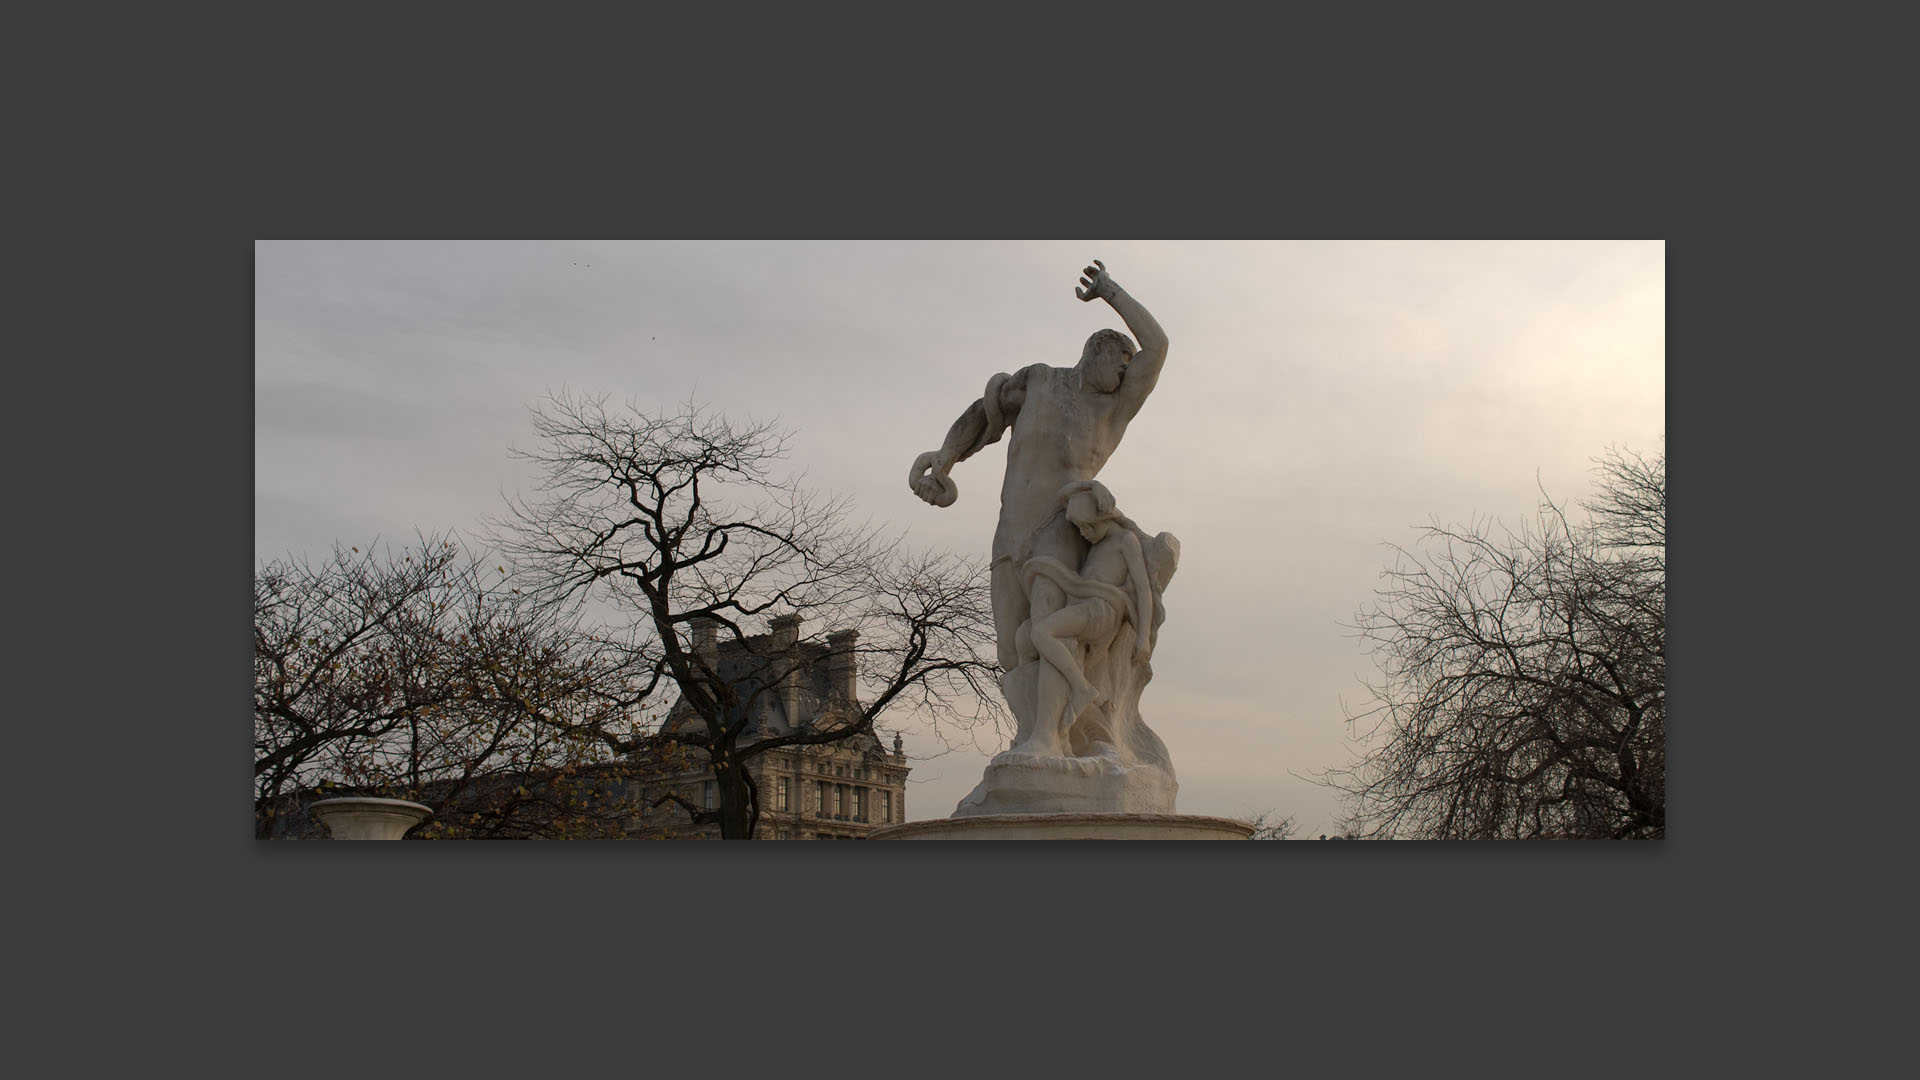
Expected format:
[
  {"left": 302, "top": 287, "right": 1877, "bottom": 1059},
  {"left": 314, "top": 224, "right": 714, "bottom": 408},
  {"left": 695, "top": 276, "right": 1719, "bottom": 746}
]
[
  {"left": 951, "top": 747, "right": 1177, "bottom": 817},
  {"left": 866, "top": 812, "right": 1253, "bottom": 841}
]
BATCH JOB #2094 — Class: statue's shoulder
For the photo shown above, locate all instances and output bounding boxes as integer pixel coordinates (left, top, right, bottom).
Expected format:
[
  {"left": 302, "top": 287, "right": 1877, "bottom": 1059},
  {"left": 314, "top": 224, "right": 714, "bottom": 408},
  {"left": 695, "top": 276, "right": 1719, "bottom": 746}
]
[{"left": 1016, "top": 363, "right": 1071, "bottom": 393}]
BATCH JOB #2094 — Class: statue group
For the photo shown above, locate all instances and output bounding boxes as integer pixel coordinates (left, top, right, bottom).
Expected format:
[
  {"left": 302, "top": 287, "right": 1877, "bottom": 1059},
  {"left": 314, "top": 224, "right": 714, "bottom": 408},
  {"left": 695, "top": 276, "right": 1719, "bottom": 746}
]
[{"left": 910, "top": 261, "right": 1182, "bottom": 815}]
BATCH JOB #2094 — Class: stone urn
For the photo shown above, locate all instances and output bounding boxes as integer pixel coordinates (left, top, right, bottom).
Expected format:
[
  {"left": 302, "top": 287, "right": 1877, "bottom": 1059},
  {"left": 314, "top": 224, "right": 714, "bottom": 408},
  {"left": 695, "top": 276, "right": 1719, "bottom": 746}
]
[{"left": 309, "top": 797, "right": 433, "bottom": 840}]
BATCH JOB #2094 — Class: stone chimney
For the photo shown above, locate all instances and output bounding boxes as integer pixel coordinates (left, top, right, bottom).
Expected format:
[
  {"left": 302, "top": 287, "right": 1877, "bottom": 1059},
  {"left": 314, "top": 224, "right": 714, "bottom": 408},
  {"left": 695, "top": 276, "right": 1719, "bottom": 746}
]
[
  {"left": 769, "top": 614, "right": 804, "bottom": 727},
  {"left": 690, "top": 615, "right": 720, "bottom": 669},
  {"left": 826, "top": 628, "right": 859, "bottom": 702}
]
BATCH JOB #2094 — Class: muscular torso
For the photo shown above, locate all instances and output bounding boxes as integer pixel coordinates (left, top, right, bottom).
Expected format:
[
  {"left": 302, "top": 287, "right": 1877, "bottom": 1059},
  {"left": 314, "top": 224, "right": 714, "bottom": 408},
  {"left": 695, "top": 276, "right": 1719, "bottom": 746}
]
[{"left": 992, "top": 365, "right": 1128, "bottom": 559}]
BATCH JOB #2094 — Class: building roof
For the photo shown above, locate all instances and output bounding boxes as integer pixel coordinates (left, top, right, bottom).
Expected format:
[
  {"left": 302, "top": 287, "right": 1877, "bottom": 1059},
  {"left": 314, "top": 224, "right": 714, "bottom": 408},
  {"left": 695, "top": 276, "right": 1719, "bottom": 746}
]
[{"left": 662, "top": 623, "right": 884, "bottom": 755}]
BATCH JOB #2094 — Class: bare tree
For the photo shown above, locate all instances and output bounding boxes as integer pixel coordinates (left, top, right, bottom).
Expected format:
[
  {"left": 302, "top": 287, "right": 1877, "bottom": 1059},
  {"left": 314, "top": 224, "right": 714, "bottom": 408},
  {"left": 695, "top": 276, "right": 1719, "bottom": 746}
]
[
  {"left": 254, "top": 534, "right": 655, "bottom": 838},
  {"left": 1327, "top": 445, "right": 1665, "bottom": 839},
  {"left": 491, "top": 393, "right": 1003, "bottom": 838},
  {"left": 1245, "top": 811, "right": 1299, "bottom": 840}
]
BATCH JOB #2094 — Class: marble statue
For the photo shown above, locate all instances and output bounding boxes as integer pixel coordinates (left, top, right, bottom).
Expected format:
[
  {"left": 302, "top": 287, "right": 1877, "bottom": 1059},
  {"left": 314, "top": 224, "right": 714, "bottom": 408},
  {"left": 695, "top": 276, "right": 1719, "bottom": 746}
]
[
  {"left": 908, "top": 260, "right": 1181, "bottom": 815},
  {"left": 1020, "top": 480, "right": 1177, "bottom": 757}
]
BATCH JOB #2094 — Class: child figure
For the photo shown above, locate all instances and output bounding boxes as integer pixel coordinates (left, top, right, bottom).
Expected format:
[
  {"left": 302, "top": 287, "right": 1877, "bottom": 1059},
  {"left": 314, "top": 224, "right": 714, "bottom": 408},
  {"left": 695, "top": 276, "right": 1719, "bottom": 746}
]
[{"left": 1017, "top": 479, "right": 1157, "bottom": 757}]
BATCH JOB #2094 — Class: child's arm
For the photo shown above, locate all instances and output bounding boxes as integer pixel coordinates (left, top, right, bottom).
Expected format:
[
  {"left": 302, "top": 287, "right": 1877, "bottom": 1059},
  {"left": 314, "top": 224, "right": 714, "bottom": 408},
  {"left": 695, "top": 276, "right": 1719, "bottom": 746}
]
[{"left": 1122, "top": 532, "right": 1154, "bottom": 662}]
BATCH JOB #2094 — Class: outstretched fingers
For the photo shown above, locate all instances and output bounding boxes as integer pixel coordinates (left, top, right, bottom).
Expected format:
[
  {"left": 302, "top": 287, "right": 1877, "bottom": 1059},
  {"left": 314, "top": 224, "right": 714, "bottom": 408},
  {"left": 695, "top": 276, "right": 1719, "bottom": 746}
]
[{"left": 1075, "top": 259, "right": 1109, "bottom": 301}]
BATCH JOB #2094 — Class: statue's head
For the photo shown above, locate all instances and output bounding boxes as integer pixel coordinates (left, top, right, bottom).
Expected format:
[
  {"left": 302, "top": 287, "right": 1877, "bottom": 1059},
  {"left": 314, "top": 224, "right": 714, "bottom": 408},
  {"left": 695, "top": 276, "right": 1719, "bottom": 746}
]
[
  {"left": 1077, "top": 329, "right": 1137, "bottom": 393},
  {"left": 1059, "top": 479, "right": 1120, "bottom": 542}
]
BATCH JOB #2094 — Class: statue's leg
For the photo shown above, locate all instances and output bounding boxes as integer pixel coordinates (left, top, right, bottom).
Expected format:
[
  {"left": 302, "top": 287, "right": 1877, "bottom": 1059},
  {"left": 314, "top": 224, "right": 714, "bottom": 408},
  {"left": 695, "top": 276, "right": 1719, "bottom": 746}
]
[
  {"left": 997, "top": 519, "right": 1083, "bottom": 754},
  {"left": 1032, "top": 604, "right": 1102, "bottom": 709},
  {"left": 1025, "top": 662, "right": 1071, "bottom": 758},
  {"left": 1003, "top": 571, "right": 1066, "bottom": 755},
  {"left": 989, "top": 557, "right": 1025, "bottom": 672},
  {"left": 1027, "top": 604, "right": 1100, "bottom": 757}
]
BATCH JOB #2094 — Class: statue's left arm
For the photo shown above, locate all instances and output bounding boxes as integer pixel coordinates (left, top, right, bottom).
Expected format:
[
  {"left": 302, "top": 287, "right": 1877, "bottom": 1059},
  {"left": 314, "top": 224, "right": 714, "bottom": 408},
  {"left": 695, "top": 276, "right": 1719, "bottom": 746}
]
[
  {"left": 1077, "top": 259, "right": 1169, "bottom": 418},
  {"left": 907, "top": 365, "right": 1035, "bottom": 507}
]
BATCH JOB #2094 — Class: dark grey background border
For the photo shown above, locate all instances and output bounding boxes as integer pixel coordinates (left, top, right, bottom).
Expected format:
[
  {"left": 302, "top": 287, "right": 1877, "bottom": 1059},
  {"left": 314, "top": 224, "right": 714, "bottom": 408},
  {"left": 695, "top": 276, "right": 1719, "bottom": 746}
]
[{"left": 31, "top": 2, "right": 1829, "bottom": 1073}]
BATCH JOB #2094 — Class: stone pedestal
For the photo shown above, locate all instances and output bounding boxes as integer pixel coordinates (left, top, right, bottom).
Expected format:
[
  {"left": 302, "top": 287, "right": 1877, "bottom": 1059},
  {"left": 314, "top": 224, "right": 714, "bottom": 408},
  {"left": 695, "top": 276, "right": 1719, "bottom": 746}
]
[
  {"left": 309, "top": 797, "right": 433, "bottom": 840},
  {"left": 865, "top": 812, "right": 1253, "bottom": 841},
  {"left": 952, "top": 747, "right": 1177, "bottom": 817}
]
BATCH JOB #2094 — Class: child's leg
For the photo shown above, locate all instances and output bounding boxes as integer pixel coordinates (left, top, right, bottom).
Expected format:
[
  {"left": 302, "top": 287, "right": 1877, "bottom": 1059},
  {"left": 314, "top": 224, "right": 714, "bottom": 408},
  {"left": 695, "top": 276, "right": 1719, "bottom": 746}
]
[{"left": 1032, "top": 601, "right": 1106, "bottom": 710}]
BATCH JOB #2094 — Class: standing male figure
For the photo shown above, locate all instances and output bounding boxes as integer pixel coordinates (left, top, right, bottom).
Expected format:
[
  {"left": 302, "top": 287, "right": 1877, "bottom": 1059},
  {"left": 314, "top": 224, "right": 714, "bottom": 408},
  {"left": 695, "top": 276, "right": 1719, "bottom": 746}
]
[{"left": 908, "top": 260, "right": 1169, "bottom": 690}]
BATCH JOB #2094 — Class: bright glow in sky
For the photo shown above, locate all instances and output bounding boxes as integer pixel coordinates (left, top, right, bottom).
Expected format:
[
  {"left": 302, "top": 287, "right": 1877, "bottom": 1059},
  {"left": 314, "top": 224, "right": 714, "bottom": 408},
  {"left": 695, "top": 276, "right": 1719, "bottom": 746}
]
[{"left": 255, "top": 239, "right": 1664, "bottom": 835}]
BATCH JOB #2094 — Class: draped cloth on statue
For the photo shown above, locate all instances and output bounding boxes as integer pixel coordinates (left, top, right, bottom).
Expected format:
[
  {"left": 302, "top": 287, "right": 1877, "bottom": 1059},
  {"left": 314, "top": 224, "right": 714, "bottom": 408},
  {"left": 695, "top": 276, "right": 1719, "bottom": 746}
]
[{"left": 954, "top": 529, "right": 1180, "bottom": 816}]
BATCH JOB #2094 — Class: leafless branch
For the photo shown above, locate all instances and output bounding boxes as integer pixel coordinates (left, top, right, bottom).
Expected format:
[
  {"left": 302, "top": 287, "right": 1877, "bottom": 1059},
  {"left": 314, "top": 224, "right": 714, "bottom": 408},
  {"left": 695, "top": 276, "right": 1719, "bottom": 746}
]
[{"left": 1321, "top": 443, "right": 1665, "bottom": 839}]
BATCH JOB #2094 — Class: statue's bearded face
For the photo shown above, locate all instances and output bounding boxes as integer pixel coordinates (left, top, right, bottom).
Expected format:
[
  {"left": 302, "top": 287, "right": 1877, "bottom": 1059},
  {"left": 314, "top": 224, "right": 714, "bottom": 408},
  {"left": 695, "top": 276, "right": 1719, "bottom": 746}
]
[{"left": 1079, "top": 332, "right": 1135, "bottom": 393}]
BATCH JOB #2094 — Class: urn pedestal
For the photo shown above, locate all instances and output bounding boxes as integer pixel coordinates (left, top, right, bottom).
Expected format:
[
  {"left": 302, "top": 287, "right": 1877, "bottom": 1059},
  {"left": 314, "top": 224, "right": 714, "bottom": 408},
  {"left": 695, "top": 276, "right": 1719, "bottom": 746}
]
[{"left": 309, "top": 797, "right": 433, "bottom": 840}]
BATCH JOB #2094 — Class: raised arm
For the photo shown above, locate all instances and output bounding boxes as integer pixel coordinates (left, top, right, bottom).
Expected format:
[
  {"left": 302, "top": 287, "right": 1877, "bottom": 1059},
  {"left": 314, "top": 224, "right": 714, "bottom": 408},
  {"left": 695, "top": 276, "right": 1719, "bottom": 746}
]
[
  {"left": 1076, "top": 259, "right": 1169, "bottom": 416},
  {"left": 908, "top": 366, "right": 1033, "bottom": 507}
]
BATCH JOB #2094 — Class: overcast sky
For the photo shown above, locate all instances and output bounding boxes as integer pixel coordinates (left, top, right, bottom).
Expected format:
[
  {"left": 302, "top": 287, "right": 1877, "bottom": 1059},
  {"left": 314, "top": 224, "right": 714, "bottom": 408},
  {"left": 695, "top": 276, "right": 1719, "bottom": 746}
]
[{"left": 255, "top": 239, "right": 1664, "bottom": 835}]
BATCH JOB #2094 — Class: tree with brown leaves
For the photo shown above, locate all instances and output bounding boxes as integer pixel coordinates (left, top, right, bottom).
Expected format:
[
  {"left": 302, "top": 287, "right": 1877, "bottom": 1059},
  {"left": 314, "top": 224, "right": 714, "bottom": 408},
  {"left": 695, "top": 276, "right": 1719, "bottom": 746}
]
[{"left": 254, "top": 534, "right": 655, "bottom": 838}]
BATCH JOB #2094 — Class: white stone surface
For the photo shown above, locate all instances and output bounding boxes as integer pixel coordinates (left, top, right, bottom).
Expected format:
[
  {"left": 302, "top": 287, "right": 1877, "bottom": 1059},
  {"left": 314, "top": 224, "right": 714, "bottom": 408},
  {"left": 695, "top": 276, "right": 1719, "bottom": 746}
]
[
  {"left": 908, "top": 260, "right": 1183, "bottom": 816},
  {"left": 309, "top": 797, "right": 432, "bottom": 840},
  {"left": 866, "top": 813, "right": 1253, "bottom": 841}
]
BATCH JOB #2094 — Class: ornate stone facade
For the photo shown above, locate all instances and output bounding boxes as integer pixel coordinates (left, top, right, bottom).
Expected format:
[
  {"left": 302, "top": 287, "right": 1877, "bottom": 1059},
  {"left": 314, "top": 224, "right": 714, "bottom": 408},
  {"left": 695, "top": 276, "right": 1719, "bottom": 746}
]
[
  {"left": 627, "top": 617, "right": 910, "bottom": 839},
  {"left": 631, "top": 739, "right": 909, "bottom": 840}
]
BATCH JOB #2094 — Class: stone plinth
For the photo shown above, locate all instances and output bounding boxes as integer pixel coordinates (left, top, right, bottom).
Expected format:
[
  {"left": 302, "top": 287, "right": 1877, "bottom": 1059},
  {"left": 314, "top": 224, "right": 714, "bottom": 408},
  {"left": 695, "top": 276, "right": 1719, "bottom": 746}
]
[
  {"left": 865, "top": 812, "right": 1253, "bottom": 841},
  {"left": 309, "top": 797, "right": 433, "bottom": 840},
  {"left": 953, "top": 748, "right": 1177, "bottom": 817}
]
